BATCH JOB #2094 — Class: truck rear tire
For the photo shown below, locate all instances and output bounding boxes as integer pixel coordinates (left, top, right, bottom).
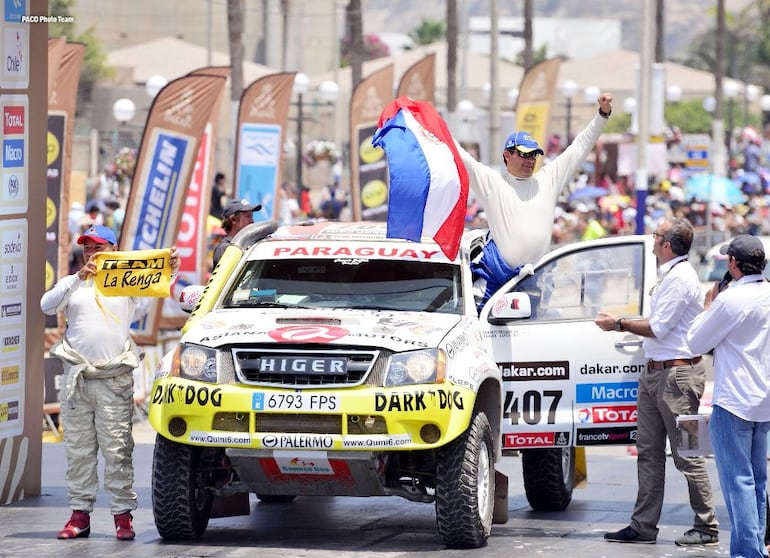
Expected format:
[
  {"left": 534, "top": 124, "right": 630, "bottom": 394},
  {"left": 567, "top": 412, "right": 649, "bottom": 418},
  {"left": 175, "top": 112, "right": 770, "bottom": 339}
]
[
  {"left": 521, "top": 447, "right": 574, "bottom": 511},
  {"left": 435, "top": 410, "right": 495, "bottom": 548},
  {"left": 152, "top": 434, "right": 213, "bottom": 539}
]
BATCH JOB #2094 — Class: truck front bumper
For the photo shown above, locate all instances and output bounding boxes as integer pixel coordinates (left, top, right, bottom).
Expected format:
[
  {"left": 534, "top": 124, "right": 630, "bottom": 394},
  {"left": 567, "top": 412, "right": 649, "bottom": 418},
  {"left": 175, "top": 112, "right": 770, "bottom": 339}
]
[{"left": 148, "top": 377, "right": 475, "bottom": 451}]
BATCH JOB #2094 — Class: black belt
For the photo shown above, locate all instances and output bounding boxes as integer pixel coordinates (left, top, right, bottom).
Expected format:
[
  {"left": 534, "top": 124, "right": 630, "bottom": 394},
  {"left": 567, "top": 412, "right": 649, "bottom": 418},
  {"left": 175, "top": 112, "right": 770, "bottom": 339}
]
[{"left": 647, "top": 356, "right": 702, "bottom": 370}]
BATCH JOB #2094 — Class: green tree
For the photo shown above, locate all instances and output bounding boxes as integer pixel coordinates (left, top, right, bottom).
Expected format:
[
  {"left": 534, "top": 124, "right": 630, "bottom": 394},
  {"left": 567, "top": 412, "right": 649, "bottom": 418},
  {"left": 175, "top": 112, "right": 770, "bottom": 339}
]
[
  {"left": 48, "top": 0, "right": 112, "bottom": 104},
  {"left": 514, "top": 44, "right": 548, "bottom": 67},
  {"left": 665, "top": 99, "right": 720, "bottom": 134},
  {"left": 408, "top": 19, "right": 445, "bottom": 46},
  {"left": 603, "top": 99, "right": 738, "bottom": 135},
  {"left": 682, "top": 1, "right": 770, "bottom": 91}
]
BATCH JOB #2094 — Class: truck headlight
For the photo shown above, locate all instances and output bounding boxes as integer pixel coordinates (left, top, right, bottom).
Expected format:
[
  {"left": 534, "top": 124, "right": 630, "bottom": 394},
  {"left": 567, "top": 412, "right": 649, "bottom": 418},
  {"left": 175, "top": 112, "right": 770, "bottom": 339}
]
[
  {"left": 174, "top": 343, "right": 218, "bottom": 383},
  {"left": 384, "top": 349, "right": 446, "bottom": 387}
]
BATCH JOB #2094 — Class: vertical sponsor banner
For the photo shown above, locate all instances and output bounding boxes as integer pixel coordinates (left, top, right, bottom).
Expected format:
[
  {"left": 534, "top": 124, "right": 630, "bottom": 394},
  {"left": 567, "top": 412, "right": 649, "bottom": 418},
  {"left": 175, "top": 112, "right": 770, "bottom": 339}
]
[
  {"left": 349, "top": 64, "right": 394, "bottom": 221},
  {"left": 160, "top": 123, "right": 212, "bottom": 329},
  {"left": 1, "top": 0, "right": 48, "bottom": 502},
  {"left": 188, "top": 65, "right": 231, "bottom": 220},
  {"left": 0, "top": 220, "right": 26, "bottom": 440},
  {"left": 120, "top": 74, "right": 227, "bottom": 344},
  {"left": 46, "top": 36, "right": 65, "bottom": 101},
  {"left": 1, "top": 96, "right": 27, "bottom": 216},
  {"left": 44, "top": 113, "right": 64, "bottom": 331},
  {"left": 396, "top": 52, "right": 435, "bottom": 104},
  {"left": 234, "top": 72, "right": 295, "bottom": 222},
  {"left": 160, "top": 66, "right": 231, "bottom": 330},
  {"left": 45, "top": 41, "right": 85, "bottom": 345},
  {"left": 512, "top": 58, "right": 561, "bottom": 171},
  {"left": 1, "top": 1, "right": 29, "bottom": 90}
]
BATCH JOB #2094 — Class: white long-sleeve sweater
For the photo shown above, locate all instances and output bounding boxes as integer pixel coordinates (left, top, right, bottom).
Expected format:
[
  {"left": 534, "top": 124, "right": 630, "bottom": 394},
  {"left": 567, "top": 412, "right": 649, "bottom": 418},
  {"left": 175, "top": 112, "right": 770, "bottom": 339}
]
[
  {"left": 458, "top": 113, "right": 607, "bottom": 268},
  {"left": 40, "top": 274, "right": 148, "bottom": 364}
]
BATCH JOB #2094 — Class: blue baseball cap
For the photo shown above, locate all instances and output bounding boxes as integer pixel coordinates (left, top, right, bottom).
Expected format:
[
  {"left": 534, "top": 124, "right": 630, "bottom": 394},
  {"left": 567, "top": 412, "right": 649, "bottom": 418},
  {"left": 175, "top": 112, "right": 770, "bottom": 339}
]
[
  {"left": 77, "top": 225, "right": 117, "bottom": 245},
  {"left": 504, "top": 131, "right": 544, "bottom": 155}
]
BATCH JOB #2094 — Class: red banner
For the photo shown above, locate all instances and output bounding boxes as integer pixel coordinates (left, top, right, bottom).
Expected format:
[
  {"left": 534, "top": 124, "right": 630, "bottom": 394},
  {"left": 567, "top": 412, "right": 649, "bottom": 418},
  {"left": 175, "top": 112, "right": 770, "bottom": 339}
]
[{"left": 160, "top": 66, "right": 232, "bottom": 330}]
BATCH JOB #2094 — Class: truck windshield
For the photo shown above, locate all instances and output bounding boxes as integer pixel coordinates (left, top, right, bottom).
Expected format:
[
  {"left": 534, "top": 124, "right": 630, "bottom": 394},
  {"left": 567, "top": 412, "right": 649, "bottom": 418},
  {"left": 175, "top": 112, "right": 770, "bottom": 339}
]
[{"left": 223, "top": 257, "right": 462, "bottom": 314}]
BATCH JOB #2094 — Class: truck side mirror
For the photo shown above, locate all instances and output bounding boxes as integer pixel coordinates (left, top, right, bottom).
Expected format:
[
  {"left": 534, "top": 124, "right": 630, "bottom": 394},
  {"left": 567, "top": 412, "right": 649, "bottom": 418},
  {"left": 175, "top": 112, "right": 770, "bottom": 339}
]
[
  {"left": 179, "top": 285, "right": 206, "bottom": 313},
  {"left": 488, "top": 292, "right": 532, "bottom": 324}
]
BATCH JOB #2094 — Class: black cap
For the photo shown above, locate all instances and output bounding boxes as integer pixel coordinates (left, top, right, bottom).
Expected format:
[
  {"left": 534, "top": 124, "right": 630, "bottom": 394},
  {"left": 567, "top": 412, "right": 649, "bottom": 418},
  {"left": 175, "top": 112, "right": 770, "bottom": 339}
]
[
  {"left": 720, "top": 234, "right": 766, "bottom": 262},
  {"left": 222, "top": 198, "right": 261, "bottom": 218}
]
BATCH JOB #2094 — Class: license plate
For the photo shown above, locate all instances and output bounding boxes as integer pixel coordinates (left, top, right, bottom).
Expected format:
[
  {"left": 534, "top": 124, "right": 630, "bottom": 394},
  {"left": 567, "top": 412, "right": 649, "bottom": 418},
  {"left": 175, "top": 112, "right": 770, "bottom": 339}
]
[{"left": 252, "top": 392, "right": 339, "bottom": 412}]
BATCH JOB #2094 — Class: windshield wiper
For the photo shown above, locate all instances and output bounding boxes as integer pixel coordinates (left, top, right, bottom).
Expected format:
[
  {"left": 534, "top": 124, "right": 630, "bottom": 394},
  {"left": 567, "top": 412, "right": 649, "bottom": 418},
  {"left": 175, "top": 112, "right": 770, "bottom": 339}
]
[
  {"left": 226, "top": 300, "right": 311, "bottom": 309},
  {"left": 348, "top": 304, "right": 400, "bottom": 311}
]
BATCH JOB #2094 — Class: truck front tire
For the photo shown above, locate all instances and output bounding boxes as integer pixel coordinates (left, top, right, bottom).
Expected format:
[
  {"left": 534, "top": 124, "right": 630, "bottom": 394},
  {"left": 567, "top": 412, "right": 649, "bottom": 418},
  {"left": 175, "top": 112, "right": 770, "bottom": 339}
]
[
  {"left": 435, "top": 410, "right": 495, "bottom": 548},
  {"left": 521, "top": 446, "right": 574, "bottom": 511},
  {"left": 152, "top": 434, "right": 213, "bottom": 539}
]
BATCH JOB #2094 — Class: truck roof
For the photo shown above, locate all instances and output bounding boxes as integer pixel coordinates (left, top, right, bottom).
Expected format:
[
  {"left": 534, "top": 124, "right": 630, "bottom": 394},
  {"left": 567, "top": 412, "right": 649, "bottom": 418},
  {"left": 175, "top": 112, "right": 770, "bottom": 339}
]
[{"left": 263, "top": 221, "right": 486, "bottom": 257}]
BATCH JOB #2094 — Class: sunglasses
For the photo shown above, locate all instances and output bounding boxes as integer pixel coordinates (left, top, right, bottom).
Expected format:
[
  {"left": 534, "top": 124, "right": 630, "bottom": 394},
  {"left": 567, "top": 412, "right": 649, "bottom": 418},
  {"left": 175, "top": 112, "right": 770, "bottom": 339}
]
[{"left": 508, "top": 148, "right": 539, "bottom": 160}]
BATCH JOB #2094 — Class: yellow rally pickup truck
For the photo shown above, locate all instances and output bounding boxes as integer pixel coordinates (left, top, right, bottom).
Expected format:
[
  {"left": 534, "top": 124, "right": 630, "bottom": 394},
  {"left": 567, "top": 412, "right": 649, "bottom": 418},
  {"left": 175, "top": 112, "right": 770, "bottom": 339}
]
[{"left": 149, "top": 220, "right": 657, "bottom": 548}]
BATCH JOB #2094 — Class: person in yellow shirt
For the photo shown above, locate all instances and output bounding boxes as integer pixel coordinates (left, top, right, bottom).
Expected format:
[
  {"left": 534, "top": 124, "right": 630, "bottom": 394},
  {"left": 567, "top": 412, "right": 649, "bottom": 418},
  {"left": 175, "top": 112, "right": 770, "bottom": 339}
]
[{"left": 580, "top": 206, "right": 607, "bottom": 241}]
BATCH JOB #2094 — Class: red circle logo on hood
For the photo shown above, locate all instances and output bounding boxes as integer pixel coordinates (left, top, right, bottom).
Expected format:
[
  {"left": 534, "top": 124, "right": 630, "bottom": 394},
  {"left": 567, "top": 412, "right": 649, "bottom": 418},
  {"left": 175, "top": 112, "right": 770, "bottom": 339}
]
[{"left": 268, "top": 325, "right": 349, "bottom": 343}]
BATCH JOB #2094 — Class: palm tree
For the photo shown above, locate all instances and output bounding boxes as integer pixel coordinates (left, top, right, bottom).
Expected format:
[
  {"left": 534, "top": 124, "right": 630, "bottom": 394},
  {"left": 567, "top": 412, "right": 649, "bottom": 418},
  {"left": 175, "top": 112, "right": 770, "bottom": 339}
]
[
  {"left": 655, "top": 0, "right": 665, "bottom": 62},
  {"left": 522, "top": 0, "right": 533, "bottom": 71},
  {"left": 227, "top": 0, "right": 244, "bottom": 102},
  {"left": 446, "top": 0, "right": 457, "bottom": 113},
  {"left": 346, "top": 0, "right": 363, "bottom": 90}
]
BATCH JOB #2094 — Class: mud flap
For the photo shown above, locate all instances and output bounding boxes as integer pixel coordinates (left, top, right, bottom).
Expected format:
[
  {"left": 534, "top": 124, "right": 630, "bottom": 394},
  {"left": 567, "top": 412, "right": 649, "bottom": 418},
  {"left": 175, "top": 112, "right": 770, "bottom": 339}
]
[
  {"left": 493, "top": 470, "right": 508, "bottom": 524},
  {"left": 211, "top": 492, "right": 250, "bottom": 518},
  {"left": 573, "top": 447, "right": 587, "bottom": 488}
]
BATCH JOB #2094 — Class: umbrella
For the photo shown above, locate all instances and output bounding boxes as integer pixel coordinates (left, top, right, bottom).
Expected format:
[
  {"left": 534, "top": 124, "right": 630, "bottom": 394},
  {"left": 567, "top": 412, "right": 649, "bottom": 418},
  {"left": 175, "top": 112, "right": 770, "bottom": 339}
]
[
  {"left": 598, "top": 194, "right": 631, "bottom": 211},
  {"left": 569, "top": 185, "right": 607, "bottom": 201},
  {"left": 737, "top": 171, "right": 762, "bottom": 187},
  {"left": 684, "top": 174, "right": 745, "bottom": 205}
]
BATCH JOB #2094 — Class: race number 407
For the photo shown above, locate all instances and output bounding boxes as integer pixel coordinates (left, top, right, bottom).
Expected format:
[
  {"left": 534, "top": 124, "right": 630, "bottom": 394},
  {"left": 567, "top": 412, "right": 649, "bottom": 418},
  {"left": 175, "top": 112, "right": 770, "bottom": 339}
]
[{"left": 504, "top": 390, "right": 561, "bottom": 425}]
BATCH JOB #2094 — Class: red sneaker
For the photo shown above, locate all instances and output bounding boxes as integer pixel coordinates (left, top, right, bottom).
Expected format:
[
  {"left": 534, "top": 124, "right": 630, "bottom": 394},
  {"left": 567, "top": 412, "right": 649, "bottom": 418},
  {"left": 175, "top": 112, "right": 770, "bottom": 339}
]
[
  {"left": 57, "top": 510, "right": 90, "bottom": 539},
  {"left": 114, "top": 511, "right": 135, "bottom": 540}
]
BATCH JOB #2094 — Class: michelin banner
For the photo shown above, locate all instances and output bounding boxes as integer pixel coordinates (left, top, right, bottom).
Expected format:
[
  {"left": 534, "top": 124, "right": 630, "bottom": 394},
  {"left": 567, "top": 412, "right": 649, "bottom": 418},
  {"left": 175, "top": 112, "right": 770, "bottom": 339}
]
[{"left": 120, "top": 73, "right": 227, "bottom": 344}]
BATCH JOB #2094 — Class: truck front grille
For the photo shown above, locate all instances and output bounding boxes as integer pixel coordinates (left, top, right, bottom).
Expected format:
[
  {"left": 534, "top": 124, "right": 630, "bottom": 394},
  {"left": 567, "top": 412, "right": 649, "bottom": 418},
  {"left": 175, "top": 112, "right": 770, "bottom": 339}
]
[{"left": 231, "top": 346, "right": 385, "bottom": 387}]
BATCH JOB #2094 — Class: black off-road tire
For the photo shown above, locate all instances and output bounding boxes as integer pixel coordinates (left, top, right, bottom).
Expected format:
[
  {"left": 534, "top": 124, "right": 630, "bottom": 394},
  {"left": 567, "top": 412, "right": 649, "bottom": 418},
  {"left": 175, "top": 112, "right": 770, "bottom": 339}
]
[
  {"left": 435, "top": 410, "right": 495, "bottom": 548},
  {"left": 521, "top": 447, "right": 574, "bottom": 511},
  {"left": 152, "top": 434, "right": 213, "bottom": 539},
  {"left": 256, "top": 494, "right": 296, "bottom": 503}
]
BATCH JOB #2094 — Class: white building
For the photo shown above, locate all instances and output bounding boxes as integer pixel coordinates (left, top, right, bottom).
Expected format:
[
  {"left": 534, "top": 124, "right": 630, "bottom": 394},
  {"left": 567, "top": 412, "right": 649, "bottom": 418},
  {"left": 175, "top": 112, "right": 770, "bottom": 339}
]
[{"left": 468, "top": 17, "right": 622, "bottom": 61}]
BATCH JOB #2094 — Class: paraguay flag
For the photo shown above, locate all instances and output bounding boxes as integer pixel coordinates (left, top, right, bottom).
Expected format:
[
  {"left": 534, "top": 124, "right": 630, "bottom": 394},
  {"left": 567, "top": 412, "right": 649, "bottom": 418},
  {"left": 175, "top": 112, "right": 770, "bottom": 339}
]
[{"left": 373, "top": 97, "right": 469, "bottom": 260}]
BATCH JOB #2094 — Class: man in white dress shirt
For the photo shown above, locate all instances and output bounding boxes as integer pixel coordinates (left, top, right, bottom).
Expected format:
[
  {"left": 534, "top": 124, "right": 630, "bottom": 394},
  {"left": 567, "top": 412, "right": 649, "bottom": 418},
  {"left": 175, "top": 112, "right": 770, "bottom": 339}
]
[
  {"left": 595, "top": 217, "right": 719, "bottom": 546},
  {"left": 687, "top": 234, "right": 770, "bottom": 557}
]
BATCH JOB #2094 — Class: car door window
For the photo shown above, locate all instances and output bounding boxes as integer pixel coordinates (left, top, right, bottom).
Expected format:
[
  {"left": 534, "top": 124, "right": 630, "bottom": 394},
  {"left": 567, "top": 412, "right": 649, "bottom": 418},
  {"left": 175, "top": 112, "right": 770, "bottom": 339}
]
[{"left": 513, "top": 244, "right": 644, "bottom": 321}]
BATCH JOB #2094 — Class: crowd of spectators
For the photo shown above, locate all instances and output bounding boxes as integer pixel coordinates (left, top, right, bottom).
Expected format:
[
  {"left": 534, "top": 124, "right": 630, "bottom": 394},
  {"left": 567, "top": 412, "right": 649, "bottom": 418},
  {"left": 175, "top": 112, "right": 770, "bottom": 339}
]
[
  {"left": 466, "top": 127, "right": 770, "bottom": 262},
  {"left": 70, "top": 126, "right": 770, "bottom": 277}
]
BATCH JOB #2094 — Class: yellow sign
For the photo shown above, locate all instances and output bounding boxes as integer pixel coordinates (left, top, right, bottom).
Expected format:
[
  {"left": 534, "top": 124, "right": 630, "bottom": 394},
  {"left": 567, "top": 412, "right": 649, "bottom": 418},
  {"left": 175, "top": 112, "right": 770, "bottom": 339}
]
[{"left": 93, "top": 249, "right": 173, "bottom": 298}]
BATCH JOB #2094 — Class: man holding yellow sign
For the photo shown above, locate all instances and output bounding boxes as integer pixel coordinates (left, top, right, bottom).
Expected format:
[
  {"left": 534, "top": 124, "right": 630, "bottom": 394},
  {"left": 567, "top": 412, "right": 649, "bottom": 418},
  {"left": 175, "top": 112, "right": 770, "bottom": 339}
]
[{"left": 40, "top": 225, "right": 179, "bottom": 541}]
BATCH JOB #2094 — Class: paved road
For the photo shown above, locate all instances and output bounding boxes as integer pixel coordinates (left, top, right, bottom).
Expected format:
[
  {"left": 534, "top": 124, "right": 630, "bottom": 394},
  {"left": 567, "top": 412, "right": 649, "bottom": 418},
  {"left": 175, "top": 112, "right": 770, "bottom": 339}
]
[{"left": 0, "top": 419, "right": 735, "bottom": 557}]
